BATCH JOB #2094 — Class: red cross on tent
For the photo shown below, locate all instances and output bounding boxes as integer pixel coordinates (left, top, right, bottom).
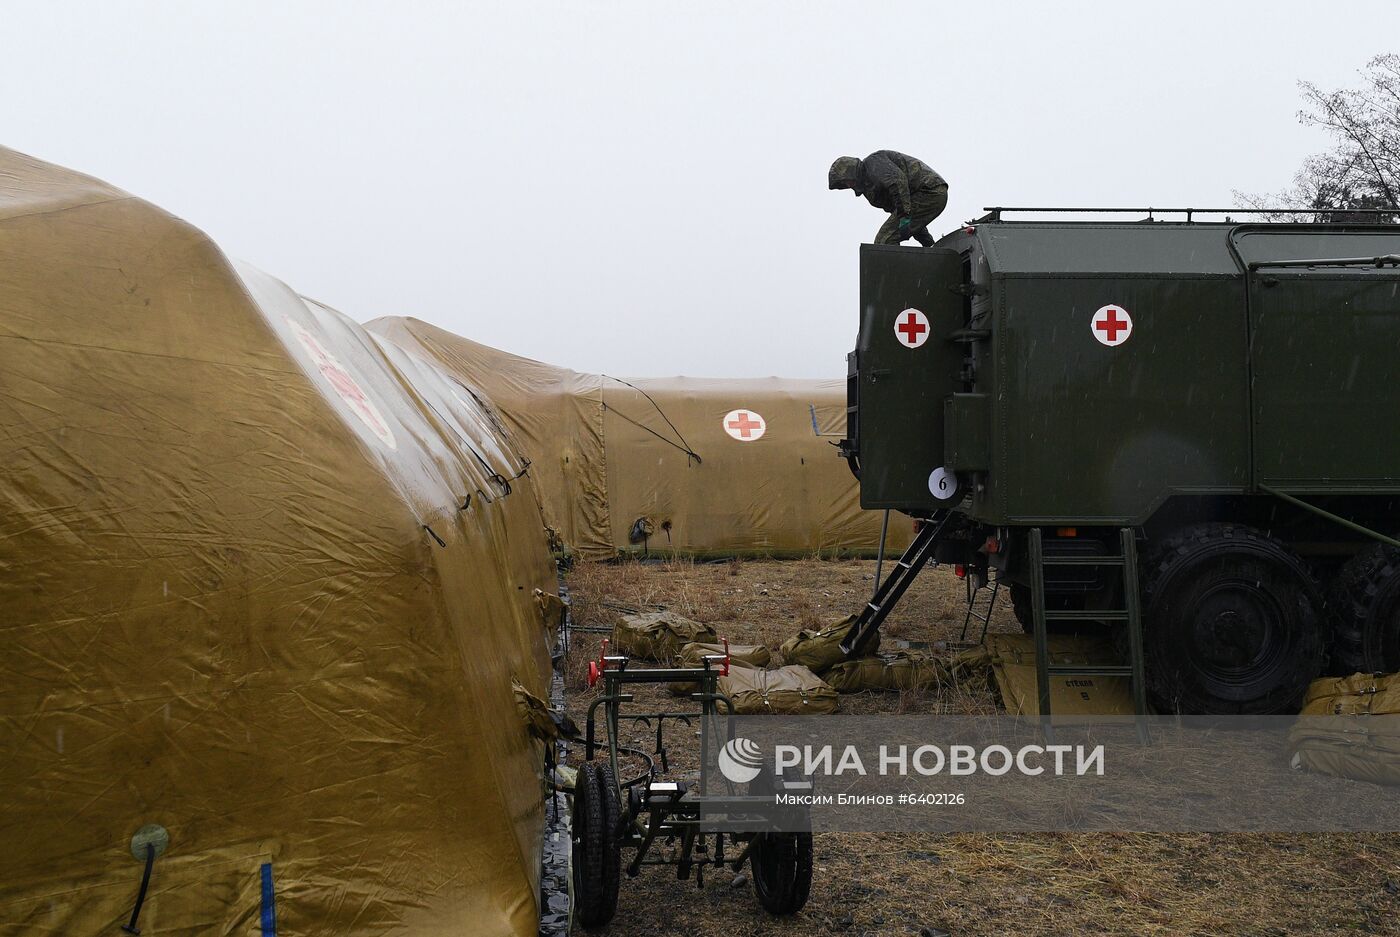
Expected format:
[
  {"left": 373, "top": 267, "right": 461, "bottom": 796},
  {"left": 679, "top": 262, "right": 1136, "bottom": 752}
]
[
  {"left": 894, "top": 308, "right": 930, "bottom": 348},
  {"left": 1091, "top": 304, "right": 1133, "bottom": 346},
  {"left": 723, "top": 409, "right": 766, "bottom": 441}
]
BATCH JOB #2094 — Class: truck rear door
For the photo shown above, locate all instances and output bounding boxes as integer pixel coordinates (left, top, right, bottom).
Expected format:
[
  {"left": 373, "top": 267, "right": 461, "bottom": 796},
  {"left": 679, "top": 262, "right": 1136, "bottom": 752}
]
[{"left": 851, "top": 244, "right": 964, "bottom": 511}]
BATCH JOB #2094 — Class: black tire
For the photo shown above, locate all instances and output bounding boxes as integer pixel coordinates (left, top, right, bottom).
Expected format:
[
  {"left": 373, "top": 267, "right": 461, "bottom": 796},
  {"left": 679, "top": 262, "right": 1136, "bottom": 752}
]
[
  {"left": 572, "top": 763, "right": 620, "bottom": 929},
  {"left": 1328, "top": 543, "right": 1400, "bottom": 674},
  {"left": 790, "top": 832, "right": 813, "bottom": 910},
  {"left": 750, "top": 832, "right": 813, "bottom": 915},
  {"left": 1142, "top": 523, "right": 1326, "bottom": 714},
  {"left": 594, "top": 762, "right": 622, "bottom": 911}
]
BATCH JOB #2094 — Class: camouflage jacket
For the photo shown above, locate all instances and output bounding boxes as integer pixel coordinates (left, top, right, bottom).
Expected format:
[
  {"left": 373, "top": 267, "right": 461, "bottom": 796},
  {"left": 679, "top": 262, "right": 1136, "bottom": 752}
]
[{"left": 856, "top": 151, "right": 947, "bottom": 217}]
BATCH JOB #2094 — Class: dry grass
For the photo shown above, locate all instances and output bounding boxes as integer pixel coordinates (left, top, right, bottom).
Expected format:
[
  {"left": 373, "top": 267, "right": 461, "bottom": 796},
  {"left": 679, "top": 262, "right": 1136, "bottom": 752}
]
[{"left": 562, "top": 557, "right": 1400, "bottom": 936}]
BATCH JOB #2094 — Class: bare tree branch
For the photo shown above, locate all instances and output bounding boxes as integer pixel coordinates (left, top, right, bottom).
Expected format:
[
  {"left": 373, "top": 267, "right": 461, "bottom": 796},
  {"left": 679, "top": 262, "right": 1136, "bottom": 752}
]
[{"left": 1243, "top": 56, "right": 1400, "bottom": 221}]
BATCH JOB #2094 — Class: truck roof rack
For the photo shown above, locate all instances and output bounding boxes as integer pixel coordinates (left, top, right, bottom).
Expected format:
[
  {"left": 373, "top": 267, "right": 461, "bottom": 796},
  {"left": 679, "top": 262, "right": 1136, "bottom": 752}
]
[{"left": 979, "top": 206, "right": 1397, "bottom": 223}]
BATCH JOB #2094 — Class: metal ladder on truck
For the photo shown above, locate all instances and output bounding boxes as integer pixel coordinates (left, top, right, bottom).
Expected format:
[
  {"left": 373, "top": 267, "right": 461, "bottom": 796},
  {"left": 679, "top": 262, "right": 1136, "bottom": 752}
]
[
  {"left": 959, "top": 571, "right": 1002, "bottom": 643},
  {"left": 840, "top": 514, "right": 948, "bottom": 656},
  {"left": 1027, "top": 527, "right": 1149, "bottom": 743}
]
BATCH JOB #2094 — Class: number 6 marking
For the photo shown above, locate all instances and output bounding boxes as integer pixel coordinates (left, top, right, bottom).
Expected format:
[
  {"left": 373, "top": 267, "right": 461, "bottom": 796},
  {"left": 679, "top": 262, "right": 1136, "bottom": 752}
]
[{"left": 928, "top": 466, "right": 958, "bottom": 500}]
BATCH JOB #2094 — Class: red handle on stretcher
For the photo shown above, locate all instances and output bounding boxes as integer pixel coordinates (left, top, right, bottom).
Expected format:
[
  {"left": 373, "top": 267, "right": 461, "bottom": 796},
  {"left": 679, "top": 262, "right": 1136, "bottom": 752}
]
[{"left": 587, "top": 638, "right": 610, "bottom": 688}]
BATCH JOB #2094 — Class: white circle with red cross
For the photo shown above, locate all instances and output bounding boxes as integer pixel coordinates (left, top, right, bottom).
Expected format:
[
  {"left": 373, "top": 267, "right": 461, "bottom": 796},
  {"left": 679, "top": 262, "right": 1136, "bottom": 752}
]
[
  {"left": 286, "top": 317, "right": 398, "bottom": 450},
  {"left": 893, "top": 308, "right": 931, "bottom": 348},
  {"left": 1091, "top": 304, "right": 1133, "bottom": 346},
  {"left": 723, "top": 409, "right": 766, "bottom": 442}
]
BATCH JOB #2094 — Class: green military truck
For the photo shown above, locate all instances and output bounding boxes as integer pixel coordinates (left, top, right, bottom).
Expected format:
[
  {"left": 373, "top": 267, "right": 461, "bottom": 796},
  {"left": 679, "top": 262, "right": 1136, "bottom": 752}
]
[{"left": 839, "top": 211, "right": 1400, "bottom": 714}]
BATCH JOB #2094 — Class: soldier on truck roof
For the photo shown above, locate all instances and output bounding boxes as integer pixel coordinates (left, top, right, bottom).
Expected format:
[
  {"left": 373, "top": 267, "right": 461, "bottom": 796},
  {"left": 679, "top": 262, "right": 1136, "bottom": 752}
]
[{"left": 828, "top": 150, "right": 949, "bottom": 246}]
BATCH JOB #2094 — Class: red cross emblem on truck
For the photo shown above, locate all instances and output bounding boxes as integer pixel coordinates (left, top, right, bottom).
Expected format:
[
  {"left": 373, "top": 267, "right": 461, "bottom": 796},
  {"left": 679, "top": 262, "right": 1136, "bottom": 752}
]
[
  {"left": 723, "top": 409, "right": 766, "bottom": 441},
  {"left": 1091, "top": 304, "right": 1133, "bottom": 346},
  {"left": 894, "top": 308, "right": 931, "bottom": 348}
]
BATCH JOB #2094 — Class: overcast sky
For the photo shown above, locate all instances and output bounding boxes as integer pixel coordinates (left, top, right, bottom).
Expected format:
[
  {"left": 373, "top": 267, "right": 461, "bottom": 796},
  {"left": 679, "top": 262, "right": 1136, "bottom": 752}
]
[{"left": 1, "top": 3, "right": 1389, "bottom": 377}]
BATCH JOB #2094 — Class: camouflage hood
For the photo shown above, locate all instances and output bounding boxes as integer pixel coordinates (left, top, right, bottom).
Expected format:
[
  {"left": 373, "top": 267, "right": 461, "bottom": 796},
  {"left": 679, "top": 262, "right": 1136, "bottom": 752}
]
[{"left": 828, "top": 156, "right": 862, "bottom": 190}]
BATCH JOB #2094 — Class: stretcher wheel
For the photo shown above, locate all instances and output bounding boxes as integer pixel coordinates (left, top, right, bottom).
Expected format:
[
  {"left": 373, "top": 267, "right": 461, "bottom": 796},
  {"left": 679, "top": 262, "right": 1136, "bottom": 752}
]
[
  {"left": 595, "top": 762, "right": 622, "bottom": 906},
  {"left": 750, "top": 831, "right": 812, "bottom": 915},
  {"left": 572, "top": 762, "right": 621, "bottom": 928}
]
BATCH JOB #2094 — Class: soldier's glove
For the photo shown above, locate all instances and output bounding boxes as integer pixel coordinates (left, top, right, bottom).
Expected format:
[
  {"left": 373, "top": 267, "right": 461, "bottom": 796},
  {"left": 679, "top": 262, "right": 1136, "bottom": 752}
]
[{"left": 897, "top": 217, "right": 913, "bottom": 239}]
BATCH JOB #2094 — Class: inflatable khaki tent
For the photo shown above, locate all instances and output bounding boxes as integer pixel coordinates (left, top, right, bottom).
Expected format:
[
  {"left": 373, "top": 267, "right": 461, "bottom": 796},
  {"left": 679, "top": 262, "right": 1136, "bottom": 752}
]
[
  {"left": 369, "top": 317, "right": 909, "bottom": 559},
  {"left": 0, "top": 148, "right": 558, "bottom": 935}
]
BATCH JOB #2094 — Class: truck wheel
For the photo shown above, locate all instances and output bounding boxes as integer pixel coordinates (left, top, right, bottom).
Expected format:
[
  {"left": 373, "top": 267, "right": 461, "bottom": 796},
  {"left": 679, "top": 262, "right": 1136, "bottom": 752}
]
[
  {"left": 750, "top": 832, "right": 813, "bottom": 915},
  {"left": 1142, "top": 523, "right": 1325, "bottom": 714},
  {"left": 572, "top": 763, "right": 620, "bottom": 928},
  {"left": 1328, "top": 543, "right": 1400, "bottom": 674}
]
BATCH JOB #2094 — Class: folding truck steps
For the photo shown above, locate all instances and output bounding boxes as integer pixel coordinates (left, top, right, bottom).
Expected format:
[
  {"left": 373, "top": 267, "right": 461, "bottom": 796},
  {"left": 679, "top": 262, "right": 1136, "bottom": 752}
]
[
  {"left": 1027, "top": 527, "right": 1149, "bottom": 742},
  {"left": 840, "top": 515, "right": 947, "bottom": 656},
  {"left": 959, "top": 571, "right": 1002, "bottom": 643}
]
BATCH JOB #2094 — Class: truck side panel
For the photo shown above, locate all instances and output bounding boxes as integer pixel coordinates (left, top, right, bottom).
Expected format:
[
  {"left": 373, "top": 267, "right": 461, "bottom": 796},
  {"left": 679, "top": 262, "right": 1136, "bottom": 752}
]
[
  {"left": 1251, "top": 270, "right": 1400, "bottom": 490},
  {"left": 993, "top": 275, "right": 1251, "bottom": 523}
]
